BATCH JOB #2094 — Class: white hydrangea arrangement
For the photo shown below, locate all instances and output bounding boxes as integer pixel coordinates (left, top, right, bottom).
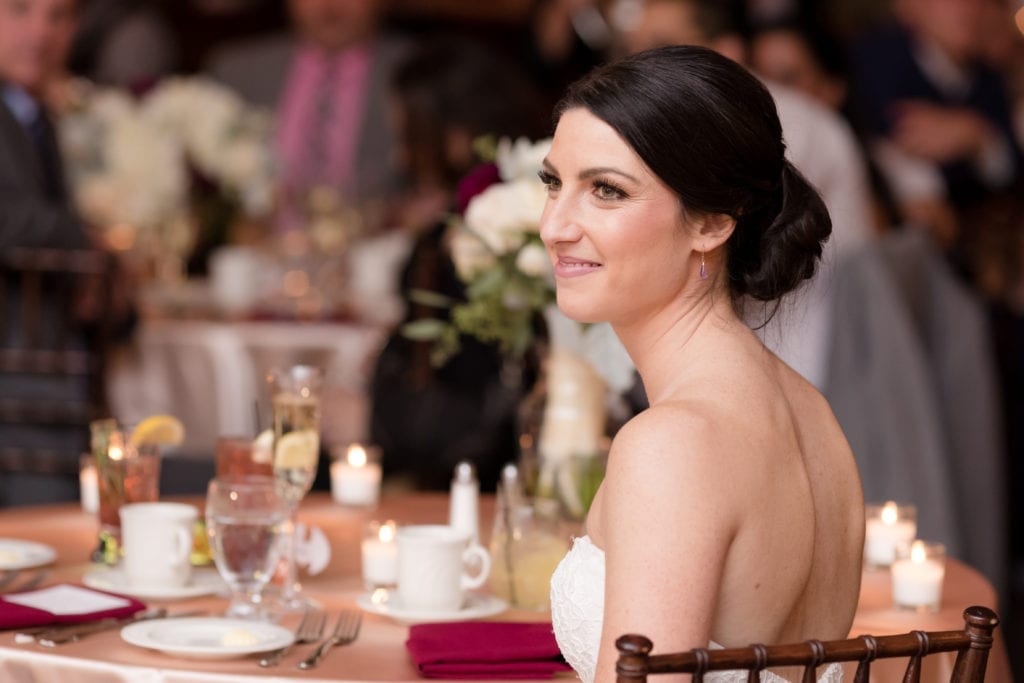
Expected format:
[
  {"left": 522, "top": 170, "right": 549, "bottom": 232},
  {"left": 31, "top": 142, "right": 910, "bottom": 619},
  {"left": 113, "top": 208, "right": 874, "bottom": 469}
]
[
  {"left": 406, "top": 137, "right": 557, "bottom": 362},
  {"left": 60, "top": 77, "right": 275, "bottom": 250}
]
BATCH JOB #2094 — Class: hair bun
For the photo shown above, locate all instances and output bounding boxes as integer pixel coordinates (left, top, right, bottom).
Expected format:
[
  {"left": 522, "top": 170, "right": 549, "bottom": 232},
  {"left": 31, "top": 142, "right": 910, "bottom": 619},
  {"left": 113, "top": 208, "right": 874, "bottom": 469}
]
[{"left": 729, "top": 160, "right": 832, "bottom": 302}]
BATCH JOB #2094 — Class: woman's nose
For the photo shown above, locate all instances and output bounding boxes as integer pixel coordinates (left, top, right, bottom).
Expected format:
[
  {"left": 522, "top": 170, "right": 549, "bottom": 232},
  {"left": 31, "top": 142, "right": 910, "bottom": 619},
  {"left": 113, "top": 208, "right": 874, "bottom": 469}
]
[{"left": 539, "top": 196, "right": 581, "bottom": 247}]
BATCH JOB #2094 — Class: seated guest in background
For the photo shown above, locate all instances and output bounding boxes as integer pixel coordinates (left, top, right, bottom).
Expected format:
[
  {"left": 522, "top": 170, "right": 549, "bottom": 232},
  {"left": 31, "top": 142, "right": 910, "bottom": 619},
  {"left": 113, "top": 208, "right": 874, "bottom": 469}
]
[
  {"left": 370, "top": 37, "right": 547, "bottom": 492},
  {"left": 0, "top": 0, "right": 104, "bottom": 507},
  {"left": 626, "top": 0, "right": 874, "bottom": 390},
  {"left": 545, "top": 46, "right": 863, "bottom": 683},
  {"left": 207, "top": 0, "right": 409, "bottom": 232}
]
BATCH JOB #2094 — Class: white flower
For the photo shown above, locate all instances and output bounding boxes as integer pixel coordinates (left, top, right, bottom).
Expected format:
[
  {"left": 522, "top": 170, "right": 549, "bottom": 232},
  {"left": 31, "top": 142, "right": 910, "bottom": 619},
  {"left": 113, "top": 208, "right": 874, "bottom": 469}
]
[
  {"left": 515, "top": 242, "right": 550, "bottom": 278},
  {"left": 463, "top": 177, "right": 547, "bottom": 253},
  {"left": 450, "top": 228, "right": 497, "bottom": 280},
  {"left": 496, "top": 136, "right": 551, "bottom": 182}
]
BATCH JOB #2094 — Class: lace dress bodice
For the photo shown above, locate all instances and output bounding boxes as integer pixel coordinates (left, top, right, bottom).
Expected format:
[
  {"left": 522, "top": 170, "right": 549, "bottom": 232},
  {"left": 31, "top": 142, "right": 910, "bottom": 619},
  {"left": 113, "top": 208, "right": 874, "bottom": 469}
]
[{"left": 549, "top": 536, "right": 843, "bottom": 683}]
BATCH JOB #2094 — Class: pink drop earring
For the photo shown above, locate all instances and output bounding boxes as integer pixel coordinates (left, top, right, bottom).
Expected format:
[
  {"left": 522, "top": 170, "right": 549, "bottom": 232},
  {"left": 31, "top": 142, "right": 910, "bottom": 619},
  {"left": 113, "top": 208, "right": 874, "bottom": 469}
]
[{"left": 699, "top": 251, "right": 708, "bottom": 280}]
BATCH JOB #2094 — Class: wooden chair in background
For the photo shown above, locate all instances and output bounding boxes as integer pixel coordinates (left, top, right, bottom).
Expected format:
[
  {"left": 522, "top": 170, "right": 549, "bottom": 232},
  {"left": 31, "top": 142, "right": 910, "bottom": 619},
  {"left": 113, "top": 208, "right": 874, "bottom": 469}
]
[
  {"left": 0, "top": 247, "right": 114, "bottom": 500},
  {"left": 615, "top": 606, "right": 999, "bottom": 683}
]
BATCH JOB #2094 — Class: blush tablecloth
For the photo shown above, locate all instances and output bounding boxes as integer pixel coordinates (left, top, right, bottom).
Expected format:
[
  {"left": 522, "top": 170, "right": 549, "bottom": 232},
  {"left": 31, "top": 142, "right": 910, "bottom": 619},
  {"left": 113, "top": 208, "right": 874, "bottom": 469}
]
[{"left": 0, "top": 493, "right": 1011, "bottom": 682}]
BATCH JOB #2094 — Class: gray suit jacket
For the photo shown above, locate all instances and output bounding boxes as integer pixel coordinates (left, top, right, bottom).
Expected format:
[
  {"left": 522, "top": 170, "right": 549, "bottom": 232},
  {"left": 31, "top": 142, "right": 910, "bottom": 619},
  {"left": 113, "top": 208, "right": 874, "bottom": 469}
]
[
  {"left": 207, "top": 33, "right": 410, "bottom": 203},
  {"left": 0, "top": 96, "right": 88, "bottom": 249}
]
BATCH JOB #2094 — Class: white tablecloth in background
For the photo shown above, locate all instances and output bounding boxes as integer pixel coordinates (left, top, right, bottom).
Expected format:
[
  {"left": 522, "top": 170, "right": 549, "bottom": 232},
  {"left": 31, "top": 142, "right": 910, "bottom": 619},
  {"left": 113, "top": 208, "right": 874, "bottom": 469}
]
[{"left": 107, "top": 319, "right": 389, "bottom": 454}]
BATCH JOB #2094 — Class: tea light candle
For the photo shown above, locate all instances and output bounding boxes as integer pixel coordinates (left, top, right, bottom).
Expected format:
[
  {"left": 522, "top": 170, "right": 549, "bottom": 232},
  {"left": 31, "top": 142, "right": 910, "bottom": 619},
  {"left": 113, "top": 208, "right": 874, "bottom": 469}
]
[
  {"left": 79, "top": 459, "right": 99, "bottom": 514},
  {"left": 331, "top": 444, "right": 382, "bottom": 506},
  {"left": 891, "top": 540, "right": 945, "bottom": 611},
  {"left": 864, "top": 501, "right": 916, "bottom": 567},
  {"left": 362, "top": 520, "right": 398, "bottom": 590}
]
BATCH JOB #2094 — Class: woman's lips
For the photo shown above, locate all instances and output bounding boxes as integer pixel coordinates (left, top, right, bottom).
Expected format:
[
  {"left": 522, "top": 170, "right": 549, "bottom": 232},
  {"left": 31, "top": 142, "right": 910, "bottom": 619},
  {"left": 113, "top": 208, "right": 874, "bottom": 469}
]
[{"left": 554, "top": 256, "right": 602, "bottom": 278}]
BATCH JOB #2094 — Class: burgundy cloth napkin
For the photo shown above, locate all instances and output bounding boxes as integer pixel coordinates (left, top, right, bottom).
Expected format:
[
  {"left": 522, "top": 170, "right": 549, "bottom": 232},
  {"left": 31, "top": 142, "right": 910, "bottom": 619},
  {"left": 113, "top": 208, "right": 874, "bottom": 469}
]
[
  {"left": 0, "top": 584, "right": 146, "bottom": 630},
  {"left": 406, "top": 621, "right": 573, "bottom": 679}
]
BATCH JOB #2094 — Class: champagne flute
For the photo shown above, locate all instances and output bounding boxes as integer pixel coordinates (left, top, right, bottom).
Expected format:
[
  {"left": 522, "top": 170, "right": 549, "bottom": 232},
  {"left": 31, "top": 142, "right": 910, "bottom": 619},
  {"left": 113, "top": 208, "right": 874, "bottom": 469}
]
[
  {"left": 268, "top": 365, "right": 323, "bottom": 611},
  {"left": 206, "top": 476, "right": 289, "bottom": 618}
]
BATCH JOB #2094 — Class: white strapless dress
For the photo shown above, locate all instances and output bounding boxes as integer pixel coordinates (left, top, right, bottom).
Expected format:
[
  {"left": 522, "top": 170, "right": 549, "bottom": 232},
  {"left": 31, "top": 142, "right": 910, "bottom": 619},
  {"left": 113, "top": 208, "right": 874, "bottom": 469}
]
[{"left": 549, "top": 536, "right": 843, "bottom": 683}]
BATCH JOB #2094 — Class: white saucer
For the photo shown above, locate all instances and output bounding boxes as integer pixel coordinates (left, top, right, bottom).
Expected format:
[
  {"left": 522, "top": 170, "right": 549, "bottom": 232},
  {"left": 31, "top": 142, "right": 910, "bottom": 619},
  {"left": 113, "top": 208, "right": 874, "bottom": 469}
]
[
  {"left": 0, "top": 538, "right": 56, "bottom": 571},
  {"left": 357, "top": 590, "right": 508, "bottom": 624},
  {"left": 83, "top": 567, "right": 226, "bottom": 600},
  {"left": 121, "top": 617, "right": 293, "bottom": 660}
]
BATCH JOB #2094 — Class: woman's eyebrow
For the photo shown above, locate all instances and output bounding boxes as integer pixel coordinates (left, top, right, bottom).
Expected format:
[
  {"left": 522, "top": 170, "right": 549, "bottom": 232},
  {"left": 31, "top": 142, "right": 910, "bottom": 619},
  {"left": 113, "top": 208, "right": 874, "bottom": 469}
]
[{"left": 579, "top": 166, "right": 639, "bottom": 182}]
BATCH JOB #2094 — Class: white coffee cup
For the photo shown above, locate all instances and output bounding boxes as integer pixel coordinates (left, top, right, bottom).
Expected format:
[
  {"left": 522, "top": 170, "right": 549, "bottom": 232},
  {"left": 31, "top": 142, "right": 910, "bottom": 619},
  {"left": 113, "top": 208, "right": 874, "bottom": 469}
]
[
  {"left": 396, "top": 525, "right": 490, "bottom": 612},
  {"left": 120, "top": 502, "right": 197, "bottom": 588}
]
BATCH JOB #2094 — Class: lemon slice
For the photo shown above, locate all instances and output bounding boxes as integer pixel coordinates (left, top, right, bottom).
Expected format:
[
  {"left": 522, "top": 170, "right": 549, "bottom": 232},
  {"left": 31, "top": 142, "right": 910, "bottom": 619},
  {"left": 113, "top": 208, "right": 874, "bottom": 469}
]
[
  {"left": 274, "top": 430, "right": 319, "bottom": 469},
  {"left": 252, "top": 429, "right": 274, "bottom": 463},
  {"left": 130, "top": 415, "right": 185, "bottom": 447}
]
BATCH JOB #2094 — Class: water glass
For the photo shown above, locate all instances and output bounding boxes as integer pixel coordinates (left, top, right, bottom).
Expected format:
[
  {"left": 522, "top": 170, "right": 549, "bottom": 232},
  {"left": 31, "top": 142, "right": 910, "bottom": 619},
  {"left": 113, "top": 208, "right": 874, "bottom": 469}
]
[{"left": 205, "top": 476, "right": 289, "bottom": 619}]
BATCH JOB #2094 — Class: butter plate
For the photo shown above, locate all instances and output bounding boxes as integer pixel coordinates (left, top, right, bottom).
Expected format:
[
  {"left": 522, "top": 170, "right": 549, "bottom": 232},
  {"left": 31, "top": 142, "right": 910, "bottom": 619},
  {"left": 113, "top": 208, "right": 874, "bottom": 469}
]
[{"left": 121, "top": 617, "right": 293, "bottom": 660}]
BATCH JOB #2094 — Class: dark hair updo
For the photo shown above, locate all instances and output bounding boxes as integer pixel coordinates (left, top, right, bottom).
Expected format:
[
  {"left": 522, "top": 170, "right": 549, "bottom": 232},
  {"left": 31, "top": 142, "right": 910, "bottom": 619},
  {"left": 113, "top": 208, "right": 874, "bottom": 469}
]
[{"left": 555, "top": 45, "right": 831, "bottom": 302}]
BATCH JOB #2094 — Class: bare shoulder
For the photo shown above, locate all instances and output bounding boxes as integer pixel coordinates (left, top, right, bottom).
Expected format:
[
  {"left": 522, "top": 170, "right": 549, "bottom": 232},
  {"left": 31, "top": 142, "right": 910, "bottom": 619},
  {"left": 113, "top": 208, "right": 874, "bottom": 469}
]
[{"left": 597, "top": 401, "right": 746, "bottom": 536}]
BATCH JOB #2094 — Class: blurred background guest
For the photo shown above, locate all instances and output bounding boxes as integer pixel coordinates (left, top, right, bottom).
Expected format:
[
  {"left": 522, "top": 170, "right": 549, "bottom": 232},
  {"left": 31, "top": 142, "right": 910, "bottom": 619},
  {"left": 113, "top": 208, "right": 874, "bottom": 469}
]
[
  {"left": 0, "top": 0, "right": 88, "bottom": 250},
  {"left": 848, "top": 0, "right": 1020, "bottom": 250},
  {"left": 370, "top": 37, "right": 548, "bottom": 491},
  {"left": 207, "top": 0, "right": 409, "bottom": 232},
  {"left": 66, "top": 0, "right": 177, "bottom": 91},
  {"left": 0, "top": 0, "right": 115, "bottom": 507}
]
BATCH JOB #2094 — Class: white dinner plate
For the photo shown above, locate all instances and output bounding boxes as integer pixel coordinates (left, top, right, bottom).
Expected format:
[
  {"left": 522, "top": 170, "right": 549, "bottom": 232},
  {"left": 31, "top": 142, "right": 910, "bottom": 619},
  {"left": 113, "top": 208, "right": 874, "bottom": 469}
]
[
  {"left": 121, "top": 617, "right": 294, "bottom": 660},
  {"left": 0, "top": 538, "right": 57, "bottom": 571},
  {"left": 83, "top": 567, "right": 226, "bottom": 600},
  {"left": 357, "top": 590, "right": 508, "bottom": 624}
]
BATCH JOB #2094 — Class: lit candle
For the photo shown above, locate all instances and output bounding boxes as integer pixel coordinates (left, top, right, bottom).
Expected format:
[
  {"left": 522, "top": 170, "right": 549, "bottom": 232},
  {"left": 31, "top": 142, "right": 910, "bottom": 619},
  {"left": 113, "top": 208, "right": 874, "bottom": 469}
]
[
  {"left": 864, "top": 501, "right": 916, "bottom": 567},
  {"left": 891, "top": 540, "right": 945, "bottom": 612},
  {"left": 330, "top": 444, "right": 382, "bottom": 506},
  {"left": 79, "top": 460, "right": 99, "bottom": 514},
  {"left": 361, "top": 520, "right": 398, "bottom": 590}
]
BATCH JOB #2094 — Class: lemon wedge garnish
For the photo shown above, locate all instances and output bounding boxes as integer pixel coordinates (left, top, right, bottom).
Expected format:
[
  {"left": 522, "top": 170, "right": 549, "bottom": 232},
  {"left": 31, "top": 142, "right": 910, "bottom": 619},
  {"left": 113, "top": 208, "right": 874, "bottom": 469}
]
[
  {"left": 274, "top": 430, "right": 319, "bottom": 469},
  {"left": 129, "top": 415, "right": 185, "bottom": 447},
  {"left": 252, "top": 429, "right": 274, "bottom": 463}
]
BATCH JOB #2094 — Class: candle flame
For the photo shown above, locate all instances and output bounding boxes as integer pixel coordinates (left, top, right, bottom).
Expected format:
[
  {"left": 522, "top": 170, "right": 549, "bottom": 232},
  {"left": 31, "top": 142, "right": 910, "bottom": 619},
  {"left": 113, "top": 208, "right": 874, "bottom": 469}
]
[
  {"left": 911, "top": 540, "right": 927, "bottom": 563},
  {"left": 348, "top": 445, "right": 367, "bottom": 467},
  {"left": 379, "top": 521, "right": 396, "bottom": 543},
  {"left": 109, "top": 445, "right": 124, "bottom": 461},
  {"left": 881, "top": 501, "right": 898, "bottom": 525}
]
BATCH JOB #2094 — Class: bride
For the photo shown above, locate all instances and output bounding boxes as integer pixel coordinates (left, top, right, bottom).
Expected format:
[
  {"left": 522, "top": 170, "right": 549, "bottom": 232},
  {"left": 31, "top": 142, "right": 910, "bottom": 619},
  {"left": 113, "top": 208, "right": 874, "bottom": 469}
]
[{"left": 544, "top": 46, "right": 865, "bottom": 682}]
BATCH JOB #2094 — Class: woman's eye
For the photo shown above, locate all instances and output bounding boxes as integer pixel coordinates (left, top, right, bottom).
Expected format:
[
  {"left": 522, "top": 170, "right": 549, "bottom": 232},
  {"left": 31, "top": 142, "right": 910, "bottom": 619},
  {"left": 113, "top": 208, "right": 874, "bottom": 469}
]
[
  {"left": 594, "top": 181, "right": 626, "bottom": 200},
  {"left": 537, "top": 170, "right": 561, "bottom": 190}
]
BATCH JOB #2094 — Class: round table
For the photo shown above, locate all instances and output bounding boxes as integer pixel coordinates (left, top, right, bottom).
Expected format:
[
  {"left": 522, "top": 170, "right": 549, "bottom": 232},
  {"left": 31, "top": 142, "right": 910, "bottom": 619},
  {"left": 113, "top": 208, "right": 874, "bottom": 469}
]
[{"left": 0, "top": 493, "right": 1011, "bottom": 682}]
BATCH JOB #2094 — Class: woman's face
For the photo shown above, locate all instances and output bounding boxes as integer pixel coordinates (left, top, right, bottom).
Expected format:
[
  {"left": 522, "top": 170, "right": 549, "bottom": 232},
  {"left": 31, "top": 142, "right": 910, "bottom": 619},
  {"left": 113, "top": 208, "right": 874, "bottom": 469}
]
[{"left": 539, "top": 108, "right": 698, "bottom": 327}]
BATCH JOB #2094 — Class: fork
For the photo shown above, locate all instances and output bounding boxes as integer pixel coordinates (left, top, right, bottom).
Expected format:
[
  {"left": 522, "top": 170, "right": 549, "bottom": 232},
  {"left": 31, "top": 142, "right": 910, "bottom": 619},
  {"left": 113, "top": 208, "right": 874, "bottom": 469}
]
[
  {"left": 258, "top": 609, "right": 325, "bottom": 667},
  {"left": 297, "top": 609, "right": 362, "bottom": 670}
]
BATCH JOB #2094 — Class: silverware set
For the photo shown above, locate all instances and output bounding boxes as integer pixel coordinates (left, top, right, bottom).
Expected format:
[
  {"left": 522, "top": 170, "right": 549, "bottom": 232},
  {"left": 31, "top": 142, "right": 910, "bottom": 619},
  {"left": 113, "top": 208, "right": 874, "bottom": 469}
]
[
  {"left": 298, "top": 609, "right": 362, "bottom": 670},
  {"left": 257, "top": 608, "right": 362, "bottom": 670},
  {"left": 13, "top": 608, "right": 204, "bottom": 647}
]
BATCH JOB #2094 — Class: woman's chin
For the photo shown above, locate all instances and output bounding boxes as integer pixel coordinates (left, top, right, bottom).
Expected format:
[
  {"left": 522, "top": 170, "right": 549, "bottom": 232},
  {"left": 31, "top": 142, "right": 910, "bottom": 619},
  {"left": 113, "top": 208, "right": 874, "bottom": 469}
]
[{"left": 554, "top": 296, "right": 606, "bottom": 324}]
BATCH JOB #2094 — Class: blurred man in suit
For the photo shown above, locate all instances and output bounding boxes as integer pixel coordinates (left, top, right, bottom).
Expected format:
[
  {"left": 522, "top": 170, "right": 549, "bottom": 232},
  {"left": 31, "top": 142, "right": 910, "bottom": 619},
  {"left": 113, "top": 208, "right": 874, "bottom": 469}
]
[
  {"left": 208, "top": 0, "right": 408, "bottom": 231},
  {"left": 0, "top": 0, "right": 89, "bottom": 249}
]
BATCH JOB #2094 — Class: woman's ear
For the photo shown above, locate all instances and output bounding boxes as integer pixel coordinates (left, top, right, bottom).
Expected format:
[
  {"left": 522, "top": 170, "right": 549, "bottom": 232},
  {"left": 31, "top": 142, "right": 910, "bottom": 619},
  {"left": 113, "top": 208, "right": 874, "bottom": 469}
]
[{"left": 696, "top": 212, "right": 735, "bottom": 252}]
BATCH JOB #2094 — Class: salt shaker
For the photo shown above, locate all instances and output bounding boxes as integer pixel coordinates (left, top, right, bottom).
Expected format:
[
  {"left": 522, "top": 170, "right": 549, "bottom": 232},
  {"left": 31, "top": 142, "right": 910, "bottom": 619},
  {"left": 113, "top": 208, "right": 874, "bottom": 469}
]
[{"left": 449, "top": 460, "right": 479, "bottom": 542}]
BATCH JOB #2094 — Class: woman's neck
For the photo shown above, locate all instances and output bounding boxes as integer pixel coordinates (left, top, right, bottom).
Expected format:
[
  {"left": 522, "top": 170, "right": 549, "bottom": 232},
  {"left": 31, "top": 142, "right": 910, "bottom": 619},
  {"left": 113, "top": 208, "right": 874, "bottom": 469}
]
[{"left": 614, "top": 287, "right": 745, "bottom": 405}]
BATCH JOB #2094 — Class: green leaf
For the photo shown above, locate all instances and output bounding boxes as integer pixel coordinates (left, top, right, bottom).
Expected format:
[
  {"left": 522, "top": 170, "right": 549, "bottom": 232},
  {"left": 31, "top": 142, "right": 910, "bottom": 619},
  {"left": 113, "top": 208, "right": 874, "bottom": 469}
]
[
  {"left": 401, "top": 319, "right": 449, "bottom": 341},
  {"left": 407, "top": 289, "right": 455, "bottom": 309},
  {"left": 466, "top": 267, "right": 507, "bottom": 297}
]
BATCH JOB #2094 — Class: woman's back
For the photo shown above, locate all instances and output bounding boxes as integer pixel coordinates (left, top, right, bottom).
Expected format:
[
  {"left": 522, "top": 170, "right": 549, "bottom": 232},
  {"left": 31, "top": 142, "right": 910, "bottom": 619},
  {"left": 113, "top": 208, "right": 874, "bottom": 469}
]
[{"left": 585, "top": 323, "right": 863, "bottom": 651}]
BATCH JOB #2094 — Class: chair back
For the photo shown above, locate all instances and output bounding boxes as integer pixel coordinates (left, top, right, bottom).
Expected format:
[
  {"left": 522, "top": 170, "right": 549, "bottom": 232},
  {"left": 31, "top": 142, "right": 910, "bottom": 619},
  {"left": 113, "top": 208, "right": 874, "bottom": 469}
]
[
  {"left": 615, "top": 606, "right": 998, "bottom": 683},
  {"left": 0, "top": 247, "right": 113, "bottom": 478}
]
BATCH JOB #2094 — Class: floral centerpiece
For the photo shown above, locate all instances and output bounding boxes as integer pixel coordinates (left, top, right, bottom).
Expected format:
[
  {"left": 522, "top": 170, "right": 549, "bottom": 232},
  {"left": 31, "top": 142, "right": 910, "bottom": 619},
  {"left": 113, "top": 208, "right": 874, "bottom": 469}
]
[
  {"left": 405, "top": 137, "right": 635, "bottom": 518},
  {"left": 59, "top": 77, "right": 275, "bottom": 270}
]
